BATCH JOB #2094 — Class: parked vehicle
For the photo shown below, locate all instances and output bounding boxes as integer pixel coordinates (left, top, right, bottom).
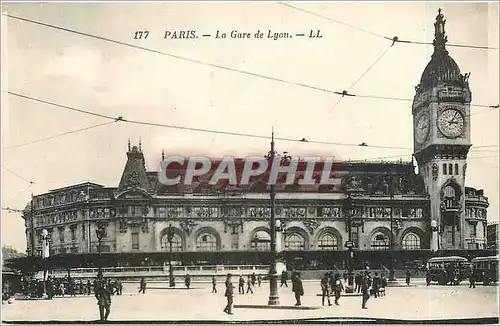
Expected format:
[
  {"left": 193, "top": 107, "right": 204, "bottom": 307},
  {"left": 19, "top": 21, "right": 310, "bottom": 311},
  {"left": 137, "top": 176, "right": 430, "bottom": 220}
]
[
  {"left": 472, "top": 255, "right": 499, "bottom": 285},
  {"left": 426, "top": 256, "right": 469, "bottom": 285}
]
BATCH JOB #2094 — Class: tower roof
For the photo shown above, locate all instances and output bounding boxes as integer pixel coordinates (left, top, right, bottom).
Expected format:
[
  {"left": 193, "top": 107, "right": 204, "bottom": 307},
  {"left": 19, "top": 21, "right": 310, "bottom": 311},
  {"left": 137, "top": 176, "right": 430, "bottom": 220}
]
[{"left": 419, "top": 9, "right": 463, "bottom": 89}]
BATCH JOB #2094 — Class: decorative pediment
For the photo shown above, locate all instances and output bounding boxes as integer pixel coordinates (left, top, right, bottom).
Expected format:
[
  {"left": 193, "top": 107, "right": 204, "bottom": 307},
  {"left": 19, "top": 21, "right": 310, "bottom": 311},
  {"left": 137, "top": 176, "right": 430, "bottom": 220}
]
[{"left": 114, "top": 188, "right": 153, "bottom": 200}]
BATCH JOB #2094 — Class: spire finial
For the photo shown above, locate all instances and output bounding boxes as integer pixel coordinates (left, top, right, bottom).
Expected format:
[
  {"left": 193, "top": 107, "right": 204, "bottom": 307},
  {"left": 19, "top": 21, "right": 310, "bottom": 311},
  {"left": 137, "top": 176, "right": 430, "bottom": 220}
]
[
  {"left": 128, "top": 138, "right": 131, "bottom": 151},
  {"left": 433, "top": 8, "right": 448, "bottom": 54},
  {"left": 162, "top": 149, "right": 165, "bottom": 160},
  {"left": 139, "top": 138, "right": 142, "bottom": 152}
]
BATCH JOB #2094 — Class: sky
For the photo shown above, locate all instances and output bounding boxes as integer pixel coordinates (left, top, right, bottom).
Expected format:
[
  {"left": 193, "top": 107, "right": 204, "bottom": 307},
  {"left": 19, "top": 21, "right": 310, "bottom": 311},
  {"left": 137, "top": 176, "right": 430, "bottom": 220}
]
[{"left": 1, "top": 1, "right": 499, "bottom": 252}]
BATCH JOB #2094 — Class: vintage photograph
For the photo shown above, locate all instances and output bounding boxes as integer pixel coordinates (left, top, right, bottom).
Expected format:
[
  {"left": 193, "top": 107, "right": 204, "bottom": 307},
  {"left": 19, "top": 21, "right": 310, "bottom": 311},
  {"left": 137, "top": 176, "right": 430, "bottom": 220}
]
[{"left": 1, "top": 1, "right": 499, "bottom": 323}]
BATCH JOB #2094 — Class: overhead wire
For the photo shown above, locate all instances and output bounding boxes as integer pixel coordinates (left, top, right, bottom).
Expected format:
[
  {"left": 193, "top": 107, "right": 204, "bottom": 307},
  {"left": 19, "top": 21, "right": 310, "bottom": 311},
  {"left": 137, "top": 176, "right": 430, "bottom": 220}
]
[
  {"left": 4, "top": 14, "right": 497, "bottom": 110},
  {"left": 278, "top": 2, "right": 498, "bottom": 50},
  {"left": 4, "top": 183, "right": 33, "bottom": 207},
  {"left": 3, "top": 120, "right": 118, "bottom": 150},
  {"left": 6, "top": 91, "right": 412, "bottom": 150},
  {"left": 1, "top": 165, "right": 35, "bottom": 184},
  {"left": 329, "top": 42, "right": 394, "bottom": 112}
]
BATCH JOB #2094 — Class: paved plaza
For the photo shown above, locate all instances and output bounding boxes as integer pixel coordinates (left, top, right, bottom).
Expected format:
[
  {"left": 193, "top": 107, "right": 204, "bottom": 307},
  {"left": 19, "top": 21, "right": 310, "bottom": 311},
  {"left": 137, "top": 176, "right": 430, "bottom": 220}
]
[{"left": 2, "top": 280, "right": 498, "bottom": 323}]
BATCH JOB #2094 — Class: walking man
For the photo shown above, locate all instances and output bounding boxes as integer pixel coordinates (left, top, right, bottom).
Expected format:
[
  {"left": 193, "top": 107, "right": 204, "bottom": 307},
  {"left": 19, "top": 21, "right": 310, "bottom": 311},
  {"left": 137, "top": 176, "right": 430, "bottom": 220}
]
[
  {"left": 185, "top": 274, "right": 191, "bottom": 289},
  {"left": 95, "top": 280, "right": 111, "bottom": 321},
  {"left": 280, "top": 270, "right": 289, "bottom": 287},
  {"left": 354, "top": 273, "right": 362, "bottom": 293},
  {"left": 292, "top": 272, "right": 304, "bottom": 306},
  {"left": 238, "top": 275, "right": 245, "bottom": 294},
  {"left": 212, "top": 275, "right": 217, "bottom": 293},
  {"left": 246, "top": 275, "right": 253, "bottom": 294},
  {"left": 257, "top": 275, "right": 262, "bottom": 287},
  {"left": 333, "top": 273, "right": 344, "bottom": 306},
  {"left": 361, "top": 271, "right": 371, "bottom": 309},
  {"left": 139, "top": 277, "right": 147, "bottom": 294},
  {"left": 321, "top": 273, "right": 332, "bottom": 306},
  {"left": 469, "top": 272, "right": 476, "bottom": 288},
  {"left": 405, "top": 269, "right": 411, "bottom": 286},
  {"left": 223, "top": 274, "right": 234, "bottom": 315},
  {"left": 372, "top": 272, "right": 380, "bottom": 298}
]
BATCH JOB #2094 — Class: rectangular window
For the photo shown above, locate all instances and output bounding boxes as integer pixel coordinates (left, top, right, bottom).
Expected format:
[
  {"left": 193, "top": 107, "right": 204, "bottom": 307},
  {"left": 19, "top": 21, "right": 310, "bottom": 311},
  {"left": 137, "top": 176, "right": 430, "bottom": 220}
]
[
  {"left": 131, "top": 226, "right": 140, "bottom": 250},
  {"left": 58, "top": 227, "right": 65, "bottom": 243},
  {"left": 104, "top": 208, "right": 110, "bottom": 218},
  {"left": 70, "top": 226, "right": 76, "bottom": 241},
  {"left": 130, "top": 206, "right": 136, "bottom": 216},
  {"left": 470, "top": 223, "right": 477, "bottom": 237},
  {"left": 82, "top": 223, "right": 86, "bottom": 240}
]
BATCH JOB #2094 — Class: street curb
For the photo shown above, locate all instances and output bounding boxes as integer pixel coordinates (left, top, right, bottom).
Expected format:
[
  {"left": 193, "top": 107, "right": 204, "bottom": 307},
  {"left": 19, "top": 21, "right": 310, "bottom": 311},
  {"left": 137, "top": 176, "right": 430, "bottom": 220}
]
[{"left": 234, "top": 304, "right": 321, "bottom": 310}]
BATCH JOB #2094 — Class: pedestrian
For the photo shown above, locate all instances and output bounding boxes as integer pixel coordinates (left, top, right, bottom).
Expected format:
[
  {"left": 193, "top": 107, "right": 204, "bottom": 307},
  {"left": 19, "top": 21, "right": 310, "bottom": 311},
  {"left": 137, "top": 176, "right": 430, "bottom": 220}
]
[
  {"left": 95, "top": 280, "right": 111, "bottom": 321},
  {"left": 46, "top": 277, "right": 54, "bottom": 300},
  {"left": 361, "top": 271, "right": 371, "bottom": 309},
  {"left": 246, "top": 276, "right": 253, "bottom": 294},
  {"left": 59, "top": 282, "right": 65, "bottom": 297},
  {"left": 333, "top": 273, "right": 344, "bottom": 306},
  {"left": 185, "top": 274, "right": 191, "bottom": 289},
  {"left": 320, "top": 273, "right": 332, "bottom": 306},
  {"left": 405, "top": 269, "right": 411, "bottom": 286},
  {"left": 257, "top": 275, "right": 262, "bottom": 287},
  {"left": 280, "top": 270, "right": 288, "bottom": 287},
  {"left": 238, "top": 275, "right": 245, "bottom": 294},
  {"left": 380, "top": 273, "right": 387, "bottom": 296},
  {"left": 291, "top": 272, "right": 304, "bottom": 306},
  {"left": 212, "top": 275, "right": 217, "bottom": 293},
  {"left": 139, "top": 277, "right": 146, "bottom": 294},
  {"left": 251, "top": 272, "right": 256, "bottom": 287},
  {"left": 426, "top": 269, "right": 431, "bottom": 286},
  {"left": 372, "top": 272, "right": 380, "bottom": 298},
  {"left": 469, "top": 273, "right": 476, "bottom": 289},
  {"left": 354, "top": 273, "right": 362, "bottom": 293},
  {"left": 223, "top": 274, "right": 234, "bottom": 315},
  {"left": 116, "top": 280, "right": 123, "bottom": 295},
  {"left": 87, "top": 280, "right": 92, "bottom": 295}
]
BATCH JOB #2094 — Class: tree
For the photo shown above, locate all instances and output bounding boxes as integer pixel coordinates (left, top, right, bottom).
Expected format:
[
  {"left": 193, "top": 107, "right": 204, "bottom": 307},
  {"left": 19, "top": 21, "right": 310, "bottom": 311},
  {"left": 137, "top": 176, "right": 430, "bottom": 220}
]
[{"left": 2, "top": 245, "right": 26, "bottom": 260}]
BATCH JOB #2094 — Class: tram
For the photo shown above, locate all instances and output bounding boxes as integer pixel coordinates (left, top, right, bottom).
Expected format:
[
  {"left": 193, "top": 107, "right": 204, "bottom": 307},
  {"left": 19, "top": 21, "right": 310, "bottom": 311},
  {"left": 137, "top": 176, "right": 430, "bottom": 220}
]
[
  {"left": 472, "top": 255, "right": 499, "bottom": 285},
  {"left": 426, "top": 256, "right": 469, "bottom": 285}
]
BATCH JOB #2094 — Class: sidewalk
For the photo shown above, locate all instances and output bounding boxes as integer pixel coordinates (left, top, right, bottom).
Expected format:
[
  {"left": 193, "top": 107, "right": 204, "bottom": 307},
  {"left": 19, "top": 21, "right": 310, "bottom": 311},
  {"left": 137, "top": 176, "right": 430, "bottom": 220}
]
[{"left": 2, "top": 281, "right": 497, "bottom": 323}]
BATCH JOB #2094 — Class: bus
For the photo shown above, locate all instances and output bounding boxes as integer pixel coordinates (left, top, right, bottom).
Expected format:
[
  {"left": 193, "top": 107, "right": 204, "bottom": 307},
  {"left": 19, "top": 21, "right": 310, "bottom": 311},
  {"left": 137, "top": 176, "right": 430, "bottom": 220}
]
[
  {"left": 426, "top": 256, "right": 469, "bottom": 285},
  {"left": 472, "top": 256, "right": 499, "bottom": 285}
]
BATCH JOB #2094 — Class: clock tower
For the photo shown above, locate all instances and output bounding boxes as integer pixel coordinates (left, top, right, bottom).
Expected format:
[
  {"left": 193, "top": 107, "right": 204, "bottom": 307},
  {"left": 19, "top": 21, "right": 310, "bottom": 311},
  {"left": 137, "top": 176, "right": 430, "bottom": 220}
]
[{"left": 412, "top": 9, "right": 472, "bottom": 250}]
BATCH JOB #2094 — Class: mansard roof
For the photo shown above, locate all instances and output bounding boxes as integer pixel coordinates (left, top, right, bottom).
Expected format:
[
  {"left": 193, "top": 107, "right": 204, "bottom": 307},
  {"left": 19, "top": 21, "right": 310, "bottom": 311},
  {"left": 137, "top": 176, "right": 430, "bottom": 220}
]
[{"left": 147, "top": 158, "right": 425, "bottom": 196}]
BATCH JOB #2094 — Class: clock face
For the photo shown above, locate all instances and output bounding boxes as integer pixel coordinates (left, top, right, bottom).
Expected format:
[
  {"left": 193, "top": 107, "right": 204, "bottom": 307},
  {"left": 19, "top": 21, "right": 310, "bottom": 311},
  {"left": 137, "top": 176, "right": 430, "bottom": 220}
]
[
  {"left": 437, "top": 109, "right": 465, "bottom": 138},
  {"left": 415, "top": 113, "right": 430, "bottom": 144}
]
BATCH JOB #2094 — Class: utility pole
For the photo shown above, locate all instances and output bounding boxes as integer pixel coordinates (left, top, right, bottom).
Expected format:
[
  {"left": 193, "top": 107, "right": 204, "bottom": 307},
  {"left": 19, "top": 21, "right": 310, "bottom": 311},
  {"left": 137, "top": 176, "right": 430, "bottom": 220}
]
[
  {"left": 30, "top": 193, "right": 36, "bottom": 256},
  {"left": 267, "top": 130, "right": 279, "bottom": 306}
]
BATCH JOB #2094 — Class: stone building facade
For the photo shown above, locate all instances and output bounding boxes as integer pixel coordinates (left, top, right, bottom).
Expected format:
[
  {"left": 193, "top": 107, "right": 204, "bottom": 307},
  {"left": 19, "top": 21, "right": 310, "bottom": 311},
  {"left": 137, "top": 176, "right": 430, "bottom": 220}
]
[{"left": 21, "top": 10, "right": 490, "bottom": 260}]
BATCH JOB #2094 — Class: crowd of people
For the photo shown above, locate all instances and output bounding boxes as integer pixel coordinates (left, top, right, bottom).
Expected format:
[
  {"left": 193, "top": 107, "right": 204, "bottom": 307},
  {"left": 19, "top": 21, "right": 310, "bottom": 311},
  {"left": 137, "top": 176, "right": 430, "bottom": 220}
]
[{"left": 14, "top": 275, "right": 124, "bottom": 299}]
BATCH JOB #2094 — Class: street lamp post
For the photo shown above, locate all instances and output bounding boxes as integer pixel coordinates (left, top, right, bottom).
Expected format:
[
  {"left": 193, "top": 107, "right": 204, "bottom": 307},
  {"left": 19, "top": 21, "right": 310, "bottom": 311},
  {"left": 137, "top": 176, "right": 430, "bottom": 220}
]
[
  {"left": 95, "top": 223, "right": 106, "bottom": 281},
  {"left": 388, "top": 171, "right": 397, "bottom": 281},
  {"left": 343, "top": 192, "right": 355, "bottom": 293},
  {"left": 40, "top": 229, "right": 50, "bottom": 299},
  {"left": 167, "top": 224, "right": 176, "bottom": 287},
  {"left": 267, "top": 132, "right": 279, "bottom": 306}
]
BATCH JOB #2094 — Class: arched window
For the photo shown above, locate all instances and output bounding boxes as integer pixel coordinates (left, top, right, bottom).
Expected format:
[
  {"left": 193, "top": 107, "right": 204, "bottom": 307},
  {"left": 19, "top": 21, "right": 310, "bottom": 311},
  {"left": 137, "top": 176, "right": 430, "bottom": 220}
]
[
  {"left": 402, "top": 232, "right": 421, "bottom": 250},
  {"left": 443, "top": 163, "right": 447, "bottom": 175},
  {"left": 284, "top": 233, "right": 305, "bottom": 251},
  {"left": 370, "top": 232, "right": 389, "bottom": 250},
  {"left": 318, "top": 232, "right": 339, "bottom": 250},
  {"left": 196, "top": 233, "right": 218, "bottom": 251},
  {"left": 161, "top": 232, "right": 183, "bottom": 252},
  {"left": 251, "top": 230, "right": 271, "bottom": 251},
  {"left": 454, "top": 164, "right": 459, "bottom": 175},
  {"left": 448, "top": 164, "right": 453, "bottom": 175},
  {"left": 443, "top": 185, "right": 458, "bottom": 208}
]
